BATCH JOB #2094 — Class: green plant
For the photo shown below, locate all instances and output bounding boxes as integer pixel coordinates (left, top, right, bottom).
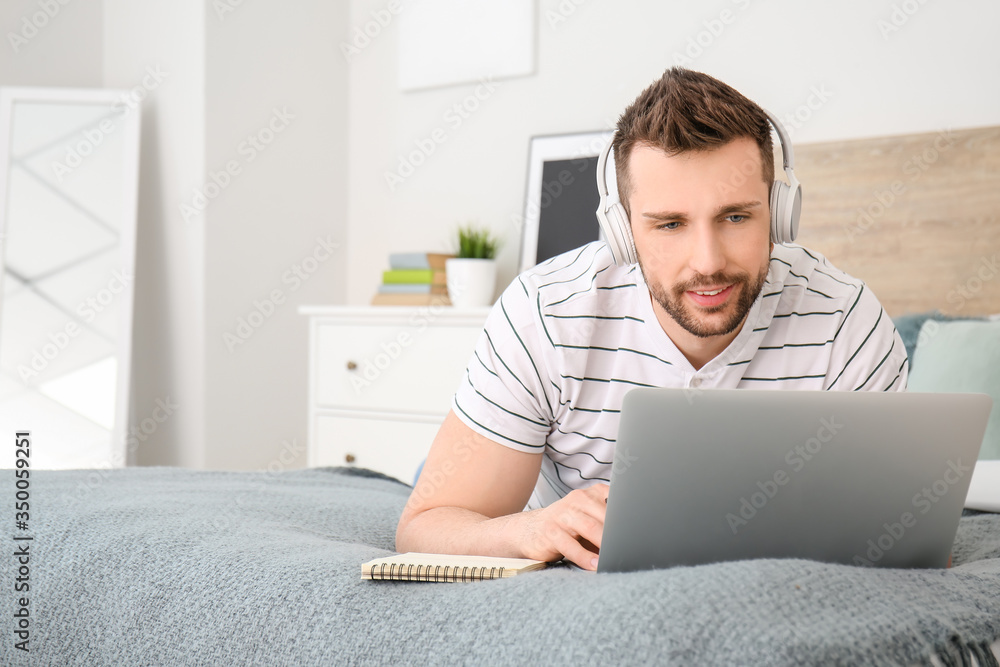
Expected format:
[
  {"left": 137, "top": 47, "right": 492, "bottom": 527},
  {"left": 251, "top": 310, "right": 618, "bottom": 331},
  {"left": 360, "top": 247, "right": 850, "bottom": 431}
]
[{"left": 456, "top": 224, "right": 499, "bottom": 260}]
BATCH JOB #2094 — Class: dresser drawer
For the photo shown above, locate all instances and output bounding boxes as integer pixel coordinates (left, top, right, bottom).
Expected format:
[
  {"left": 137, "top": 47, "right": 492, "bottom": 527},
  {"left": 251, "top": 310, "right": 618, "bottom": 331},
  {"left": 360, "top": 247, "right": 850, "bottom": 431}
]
[
  {"left": 314, "top": 321, "right": 481, "bottom": 413},
  {"left": 312, "top": 413, "right": 442, "bottom": 484}
]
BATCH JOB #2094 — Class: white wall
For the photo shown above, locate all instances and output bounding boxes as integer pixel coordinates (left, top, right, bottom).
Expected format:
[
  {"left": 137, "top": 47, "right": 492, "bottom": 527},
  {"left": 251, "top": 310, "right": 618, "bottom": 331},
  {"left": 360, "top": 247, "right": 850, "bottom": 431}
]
[
  {"left": 105, "top": 0, "right": 349, "bottom": 470},
  {"left": 3, "top": 1, "right": 348, "bottom": 471},
  {"left": 103, "top": 0, "right": 207, "bottom": 467},
  {"left": 345, "top": 0, "right": 1000, "bottom": 303},
  {"left": 0, "top": 0, "right": 103, "bottom": 87},
  {"left": 203, "top": 0, "right": 348, "bottom": 470}
]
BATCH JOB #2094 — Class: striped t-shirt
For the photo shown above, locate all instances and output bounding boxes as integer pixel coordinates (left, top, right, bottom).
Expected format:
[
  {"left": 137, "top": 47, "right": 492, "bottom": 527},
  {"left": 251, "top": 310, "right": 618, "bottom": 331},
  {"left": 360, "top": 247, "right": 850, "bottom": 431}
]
[{"left": 453, "top": 241, "right": 909, "bottom": 509}]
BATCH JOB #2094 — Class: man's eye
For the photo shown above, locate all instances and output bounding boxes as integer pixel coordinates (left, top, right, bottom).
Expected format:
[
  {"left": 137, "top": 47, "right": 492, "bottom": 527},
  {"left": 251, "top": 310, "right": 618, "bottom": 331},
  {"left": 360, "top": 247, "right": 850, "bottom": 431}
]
[
  {"left": 727, "top": 214, "right": 747, "bottom": 224},
  {"left": 658, "top": 221, "right": 682, "bottom": 231}
]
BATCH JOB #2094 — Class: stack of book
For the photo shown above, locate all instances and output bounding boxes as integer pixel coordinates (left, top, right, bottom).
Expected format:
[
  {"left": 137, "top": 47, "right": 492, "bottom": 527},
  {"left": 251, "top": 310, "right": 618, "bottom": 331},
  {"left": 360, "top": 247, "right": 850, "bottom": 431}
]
[{"left": 371, "top": 252, "right": 455, "bottom": 306}]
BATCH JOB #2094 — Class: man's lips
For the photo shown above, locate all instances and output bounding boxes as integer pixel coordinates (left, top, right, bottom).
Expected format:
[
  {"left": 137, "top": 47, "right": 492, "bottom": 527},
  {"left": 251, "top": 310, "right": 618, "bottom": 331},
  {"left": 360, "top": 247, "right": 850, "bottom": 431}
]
[{"left": 685, "top": 284, "right": 735, "bottom": 307}]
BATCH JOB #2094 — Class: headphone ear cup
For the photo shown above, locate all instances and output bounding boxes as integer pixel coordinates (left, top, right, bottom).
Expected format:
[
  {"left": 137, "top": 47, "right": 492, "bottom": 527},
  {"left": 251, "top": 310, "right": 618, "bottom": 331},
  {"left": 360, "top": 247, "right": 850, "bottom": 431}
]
[
  {"left": 598, "top": 200, "right": 637, "bottom": 266},
  {"left": 786, "top": 182, "right": 801, "bottom": 243},
  {"left": 769, "top": 180, "right": 784, "bottom": 244},
  {"left": 610, "top": 203, "right": 637, "bottom": 265},
  {"left": 770, "top": 180, "right": 792, "bottom": 245},
  {"left": 595, "top": 140, "right": 639, "bottom": 266},
  {"left": 770, "top": 179, "right": 802, "bottom": 245}
]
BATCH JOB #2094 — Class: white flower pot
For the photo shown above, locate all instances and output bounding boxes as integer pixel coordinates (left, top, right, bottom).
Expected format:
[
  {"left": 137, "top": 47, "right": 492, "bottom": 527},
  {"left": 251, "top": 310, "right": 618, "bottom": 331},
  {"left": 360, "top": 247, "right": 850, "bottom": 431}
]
[{"left": 446, "top": 258, "right": 497, "bottom": 307}]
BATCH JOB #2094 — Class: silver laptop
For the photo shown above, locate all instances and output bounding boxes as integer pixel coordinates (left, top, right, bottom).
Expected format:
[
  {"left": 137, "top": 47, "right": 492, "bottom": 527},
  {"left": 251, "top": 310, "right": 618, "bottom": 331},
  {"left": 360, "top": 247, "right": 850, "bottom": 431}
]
[{"left": 598, "top": 388, "right": 993, "bottom": 573}]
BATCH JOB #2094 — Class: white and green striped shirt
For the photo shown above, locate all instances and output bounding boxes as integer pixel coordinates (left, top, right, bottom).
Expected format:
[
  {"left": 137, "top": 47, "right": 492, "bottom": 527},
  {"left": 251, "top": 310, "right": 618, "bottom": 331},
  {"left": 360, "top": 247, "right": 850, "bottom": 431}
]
[{"left": 453, "top": 241, "right": 908, "bottom": 509}]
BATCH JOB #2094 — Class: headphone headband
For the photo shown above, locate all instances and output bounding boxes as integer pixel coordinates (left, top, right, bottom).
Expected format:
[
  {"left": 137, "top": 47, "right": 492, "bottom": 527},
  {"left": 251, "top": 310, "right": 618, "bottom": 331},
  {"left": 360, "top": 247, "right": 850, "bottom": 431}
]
[
  {"left": 595, "top": 109, "right": 802, "bottom": 266},
  {"left": 764, "top": 109, "right": 794, "bottom": 171}
]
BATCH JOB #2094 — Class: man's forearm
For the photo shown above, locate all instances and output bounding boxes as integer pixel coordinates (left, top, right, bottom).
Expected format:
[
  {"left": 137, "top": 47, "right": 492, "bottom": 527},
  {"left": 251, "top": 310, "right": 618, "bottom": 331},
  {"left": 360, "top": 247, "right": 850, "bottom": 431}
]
[{"left": 395, "top": 506, "right": 528, "bottom": 557}]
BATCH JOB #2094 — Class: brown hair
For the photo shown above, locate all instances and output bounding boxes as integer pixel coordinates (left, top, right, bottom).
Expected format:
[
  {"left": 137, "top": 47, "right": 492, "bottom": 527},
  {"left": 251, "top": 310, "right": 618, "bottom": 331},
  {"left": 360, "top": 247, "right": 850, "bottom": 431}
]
[{"left": 612, "top": 68, "right": 774, "bottom": 215}]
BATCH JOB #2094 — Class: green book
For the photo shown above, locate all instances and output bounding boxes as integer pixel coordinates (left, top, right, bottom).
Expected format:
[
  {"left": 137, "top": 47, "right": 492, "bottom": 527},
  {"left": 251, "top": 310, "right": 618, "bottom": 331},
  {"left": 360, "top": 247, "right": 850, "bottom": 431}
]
[{"left": 382, "top": 269, "right": 443, "bottom": 284}]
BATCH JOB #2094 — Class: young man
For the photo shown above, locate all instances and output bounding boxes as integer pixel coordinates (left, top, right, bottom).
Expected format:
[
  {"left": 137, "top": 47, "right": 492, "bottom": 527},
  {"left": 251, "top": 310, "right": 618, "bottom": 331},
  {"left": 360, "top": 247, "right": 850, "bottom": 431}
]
[{"left": 396, "top": 68, "right": 908, "bottom": 571}]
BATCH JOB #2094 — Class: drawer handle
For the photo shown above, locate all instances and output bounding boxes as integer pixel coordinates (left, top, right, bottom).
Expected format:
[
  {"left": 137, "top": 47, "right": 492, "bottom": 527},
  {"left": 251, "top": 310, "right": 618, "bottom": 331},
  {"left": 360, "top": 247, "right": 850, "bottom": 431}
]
[
  {"left": 346, "top": 361, "right": 358, "bottom": 371},
  {"left": 345, "top": 453, "right": 356, "bottom": 464}
]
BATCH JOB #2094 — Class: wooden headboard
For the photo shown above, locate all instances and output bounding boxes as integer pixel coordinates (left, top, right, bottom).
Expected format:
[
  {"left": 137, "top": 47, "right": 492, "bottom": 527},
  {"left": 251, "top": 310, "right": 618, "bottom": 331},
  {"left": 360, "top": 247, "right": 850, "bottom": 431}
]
[{"left": 789, "top": 125, "right": 1000, "bottom": 318}]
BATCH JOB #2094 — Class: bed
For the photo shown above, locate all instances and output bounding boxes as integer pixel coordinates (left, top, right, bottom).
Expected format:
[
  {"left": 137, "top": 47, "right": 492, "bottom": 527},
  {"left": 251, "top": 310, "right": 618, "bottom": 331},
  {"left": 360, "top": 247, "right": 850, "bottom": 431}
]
[
  {"left": 3, "top": 127, "right": 1000, "bottom": 666},
  {"left": 2, "top": 465, "right": 999, "bottom": 666}
]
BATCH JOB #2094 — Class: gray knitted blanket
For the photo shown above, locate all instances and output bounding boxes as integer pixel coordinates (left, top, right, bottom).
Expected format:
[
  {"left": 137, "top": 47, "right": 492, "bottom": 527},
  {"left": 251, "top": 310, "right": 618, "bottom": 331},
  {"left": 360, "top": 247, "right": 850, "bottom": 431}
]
[{"left": 1, "top": 466, "right": 998, "bottom": 666}]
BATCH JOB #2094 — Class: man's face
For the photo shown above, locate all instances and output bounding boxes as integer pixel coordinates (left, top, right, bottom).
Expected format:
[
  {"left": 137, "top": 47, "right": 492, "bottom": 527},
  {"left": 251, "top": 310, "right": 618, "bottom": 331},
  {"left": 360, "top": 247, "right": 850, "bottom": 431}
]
[{"left": 627, "top": 138, "right": 772, "bottom": 339}]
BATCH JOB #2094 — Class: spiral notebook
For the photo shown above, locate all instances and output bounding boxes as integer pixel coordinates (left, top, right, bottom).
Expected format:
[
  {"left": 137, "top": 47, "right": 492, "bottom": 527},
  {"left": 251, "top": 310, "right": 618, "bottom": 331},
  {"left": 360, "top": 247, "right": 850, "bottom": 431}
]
[{"left": 362, "top": 553, "right": 547, "bottom": 582}]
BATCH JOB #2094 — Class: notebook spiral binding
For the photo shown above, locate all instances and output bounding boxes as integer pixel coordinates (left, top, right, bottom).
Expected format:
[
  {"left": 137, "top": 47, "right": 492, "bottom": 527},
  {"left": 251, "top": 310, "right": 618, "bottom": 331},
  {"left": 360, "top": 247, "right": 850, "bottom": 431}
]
[{"left": 369, "top": 562, "right": 506, "bottom": 582}]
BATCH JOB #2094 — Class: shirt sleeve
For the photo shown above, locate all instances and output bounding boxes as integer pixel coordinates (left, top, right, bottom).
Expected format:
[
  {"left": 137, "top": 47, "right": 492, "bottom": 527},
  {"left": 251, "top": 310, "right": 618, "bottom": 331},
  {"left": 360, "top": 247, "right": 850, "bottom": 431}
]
[
  {"left": 452, "top": 277, "right": 556, "bottom": 453},
  {"left": 824, "top": 284, "right": 909, "bottom": 392}
]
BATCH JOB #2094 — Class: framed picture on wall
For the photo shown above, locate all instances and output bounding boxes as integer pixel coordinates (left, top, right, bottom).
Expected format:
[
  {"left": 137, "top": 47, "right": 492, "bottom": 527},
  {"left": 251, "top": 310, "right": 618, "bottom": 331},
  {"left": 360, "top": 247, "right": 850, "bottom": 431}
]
[
  {"left": 517, "top": 130, "right": 614, "bottom": 275},
  {"left": 398, "top": 0, "right": 535, "bottom": 91}
]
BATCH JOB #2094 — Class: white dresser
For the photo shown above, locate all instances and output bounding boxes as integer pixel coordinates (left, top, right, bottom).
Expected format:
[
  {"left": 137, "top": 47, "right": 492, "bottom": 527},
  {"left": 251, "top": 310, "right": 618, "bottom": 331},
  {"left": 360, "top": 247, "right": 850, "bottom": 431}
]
[{"left": 300, "top": 306, "right": 490, "bottom": 483}]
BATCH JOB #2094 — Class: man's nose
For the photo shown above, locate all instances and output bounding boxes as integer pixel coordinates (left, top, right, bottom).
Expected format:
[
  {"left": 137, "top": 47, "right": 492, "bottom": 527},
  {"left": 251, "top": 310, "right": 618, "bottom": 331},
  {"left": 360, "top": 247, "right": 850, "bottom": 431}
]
[{"left": 688, "top": 224, "right": 726, "bottom": 278}]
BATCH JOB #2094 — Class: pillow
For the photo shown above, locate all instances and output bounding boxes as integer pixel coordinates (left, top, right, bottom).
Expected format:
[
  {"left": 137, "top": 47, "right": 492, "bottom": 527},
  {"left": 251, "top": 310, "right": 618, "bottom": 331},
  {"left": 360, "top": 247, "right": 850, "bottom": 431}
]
[
  {"left": 907, "top": 319, "right": 1000, "bottom": 460},
  {"left": 891, "top": 310, "right": 982, "bottom": 368}
]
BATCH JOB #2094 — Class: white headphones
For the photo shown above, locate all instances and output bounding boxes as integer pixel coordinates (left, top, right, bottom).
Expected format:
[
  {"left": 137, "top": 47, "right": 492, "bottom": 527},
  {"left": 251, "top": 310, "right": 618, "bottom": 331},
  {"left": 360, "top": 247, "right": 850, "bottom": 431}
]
[{"left": 595, "top": 109, "right": 802, "bottom": 266}]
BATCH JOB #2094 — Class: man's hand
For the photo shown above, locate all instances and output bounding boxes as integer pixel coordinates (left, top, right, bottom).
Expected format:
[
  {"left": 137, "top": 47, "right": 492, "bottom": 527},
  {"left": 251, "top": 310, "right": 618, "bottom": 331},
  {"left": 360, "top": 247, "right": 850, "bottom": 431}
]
[
  {"left": 514, "top": 483, "right": 609, "bottom": 570},
  {"left": 397, "top": 411, "right": 611, "bottom": 571}
]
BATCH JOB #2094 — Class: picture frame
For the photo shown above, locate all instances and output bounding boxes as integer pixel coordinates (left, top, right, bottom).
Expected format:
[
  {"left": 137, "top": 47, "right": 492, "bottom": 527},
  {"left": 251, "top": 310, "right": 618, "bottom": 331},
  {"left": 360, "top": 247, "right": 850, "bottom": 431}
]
[
  {"left": 398, "top": 0, "right": 535, "bottom": 92},
  {"left": 517, "top": 130, "right": 614, "bottom": 275}
]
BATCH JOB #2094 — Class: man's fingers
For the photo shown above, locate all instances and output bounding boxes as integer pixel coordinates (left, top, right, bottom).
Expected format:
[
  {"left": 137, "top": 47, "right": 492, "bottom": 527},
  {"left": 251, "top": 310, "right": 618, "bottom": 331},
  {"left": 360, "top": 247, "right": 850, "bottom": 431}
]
[
  {"left": 569, "top": 487, "right": 609, "bottom": 548},
  {"left": 546, "top": 496, "right": 605, "bottom": 556},
  {"left": 564, "top": 507, "right": 605, "bottom": 552},
  {"left": 519, "top": 484, "right": 610, "bottom": 568},
  {"left": 586, "top": 483, "right": 611, "bottom": 503},
  {"left": 554, "top": 532, "right": 600, "bottom": 571}
]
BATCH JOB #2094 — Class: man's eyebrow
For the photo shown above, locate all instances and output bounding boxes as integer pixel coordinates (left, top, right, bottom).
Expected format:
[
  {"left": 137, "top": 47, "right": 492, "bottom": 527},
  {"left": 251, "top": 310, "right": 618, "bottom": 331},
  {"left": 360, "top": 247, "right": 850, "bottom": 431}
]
[
  {"left": 641, "top": 210, "right": 687, "bottom": 221},
  {"left": 717, "top": 200, "right": 763, "bottom": 215},
  {"left": 641, "top": 200, "right": 763, "bottom": 221}
]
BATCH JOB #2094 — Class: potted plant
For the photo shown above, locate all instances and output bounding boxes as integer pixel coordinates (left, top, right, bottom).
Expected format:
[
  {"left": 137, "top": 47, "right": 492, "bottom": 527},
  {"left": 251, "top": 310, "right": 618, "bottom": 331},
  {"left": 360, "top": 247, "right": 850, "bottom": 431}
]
[{"left": 446, "top": 224, "right": 500, "bottom": 307}]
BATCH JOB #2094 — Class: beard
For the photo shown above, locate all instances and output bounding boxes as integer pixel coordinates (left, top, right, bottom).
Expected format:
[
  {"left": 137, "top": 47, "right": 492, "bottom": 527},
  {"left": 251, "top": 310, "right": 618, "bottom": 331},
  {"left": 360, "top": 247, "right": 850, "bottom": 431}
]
[{"left": 640, "top": 260, "right": 769, "bottom": 339}]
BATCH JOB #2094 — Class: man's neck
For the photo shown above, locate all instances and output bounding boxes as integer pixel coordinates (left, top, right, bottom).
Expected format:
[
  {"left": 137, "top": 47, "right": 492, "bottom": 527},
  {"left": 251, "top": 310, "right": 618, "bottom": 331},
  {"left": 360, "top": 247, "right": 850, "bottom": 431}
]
[{"left": 651, "top": 300, "right": 747, "bottom": 371}]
